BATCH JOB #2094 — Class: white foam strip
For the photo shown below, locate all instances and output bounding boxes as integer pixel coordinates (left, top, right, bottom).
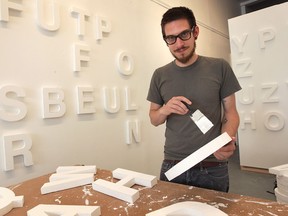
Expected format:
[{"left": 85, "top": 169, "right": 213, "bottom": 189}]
[{"left": 165, "top": 132, "right": 232, "bottom": 181}]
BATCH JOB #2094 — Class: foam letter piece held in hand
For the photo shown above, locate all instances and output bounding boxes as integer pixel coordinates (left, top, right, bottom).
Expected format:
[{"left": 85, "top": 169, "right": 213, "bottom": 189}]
[{"left": 165, "top": 132, "right": 232, "bottom": 181}]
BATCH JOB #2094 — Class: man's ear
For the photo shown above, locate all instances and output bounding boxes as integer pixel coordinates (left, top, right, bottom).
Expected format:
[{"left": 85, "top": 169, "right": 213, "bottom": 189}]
[{"left": 194, "top": 25, "right": 199, "bottom": 40}]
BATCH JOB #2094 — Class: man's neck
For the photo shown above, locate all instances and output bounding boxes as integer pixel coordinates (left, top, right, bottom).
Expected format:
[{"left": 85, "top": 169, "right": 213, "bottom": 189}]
[{"left": 175, "top": 53, "right": 199, "bottom": 67}]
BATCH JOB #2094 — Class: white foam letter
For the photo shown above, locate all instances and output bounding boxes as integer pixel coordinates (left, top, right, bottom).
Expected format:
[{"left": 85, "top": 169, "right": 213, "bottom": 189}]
[
  {"left": 72, "top": 43, "right": 90, "bottom": 72},
  {"left": 240, "top": 111, "right": 257, "bottom": 130},
  {"left": 103, "top": 87, "right": 120, "bottom": 113},
  {"left": 70, "top": 6, "right": 90, "bottom": 36},
  {"left": 42, "top": 87, "right": 66, "bottom": 118},
  {"left": 116, "top": 51, "right": 134, "bottom": 76},
  {"left": 0, "top": 85, "right": 27, "bottom": 122},
  {"left": 1, "top": 134, "right": 33, "bottom": 171},
  {"left": 77, "top": 86, "right": 95, "bottom": 114},
  {"left": 125, "top": 120, "right": 141, "bottom": 144},
  {"left": 36, "top": 0, "right": 60, "bottom": 31},
  {"left": 258, "top": 27, "right": 275, "bottom": 49},
  {"left": 0, "top": 0, "right": 23, "bottom": 22},
  {"left": 95, "top": 16, "right": 111, "bottom": 40}
]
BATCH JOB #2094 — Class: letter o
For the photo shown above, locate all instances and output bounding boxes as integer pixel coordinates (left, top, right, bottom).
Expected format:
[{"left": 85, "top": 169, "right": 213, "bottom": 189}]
[
  {"left": 116, "top": 51, "right": 134, "bottom": 76},
  {"left": 264, "top": 112, "right": 285, "bottom": 131}
]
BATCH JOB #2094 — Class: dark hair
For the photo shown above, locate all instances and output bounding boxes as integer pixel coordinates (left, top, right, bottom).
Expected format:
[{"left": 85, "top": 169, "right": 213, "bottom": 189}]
[{"left": 161, "top": 7, "right": 196, "bottom": 37}]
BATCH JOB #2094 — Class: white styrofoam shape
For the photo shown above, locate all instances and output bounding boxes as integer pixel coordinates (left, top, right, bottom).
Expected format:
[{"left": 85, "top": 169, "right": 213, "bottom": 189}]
[
  {"left": 275, "top": 188, "right": 288, "bottom": 204},
  {"left": 41, "top": 165, "right": 96, "bottom": 194},
  {"left": 112, "top": 168, "right": 157, "bottom": 188},
  {"left": 125, "top": 120, "right": 141, "bottom": 144},
  {"left": 165, "top": 132, "right": 231, "bottom": 181},
  {"left": 0, "top": 187, "right": 24, "bottom": 216},
  {"left": 92, "top": 179, "right": 139, "bottom": 203},
  {"left": 146, "top": 201, "right": 228, "bottom": 216},
  {"left": 269, "top": 164, "right": 288, "bottom": 176},
  {"left": 42, "top": 87, "right": 66, "bottom": 119},
  {"left": 93, "top": 168, "right": 157, "bottom": 203},
  {"left": 0, "top": 0, "right": 23, "bottom": 22},
  {"left": 36, "top": 0, "right": 60, "bottom": 31},
  {"left": 27, "top": 204, "right": 100, "bottom": 216},
  {"left": 0, "top": 85, "right": 27, "bottom": 122},
  {"left": 2, "top": 134, "right": 33, "bottom": 171},
  {"left": 56, "top": 165, "right": 97, "bottom": 174},
  {"left": 41, "top": 174, "right": 94, "bottom": 194}
]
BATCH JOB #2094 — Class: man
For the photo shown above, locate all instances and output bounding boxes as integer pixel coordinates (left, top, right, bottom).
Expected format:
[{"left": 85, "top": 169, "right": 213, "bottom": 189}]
[{"left": 147, "top": 6, "right": 241, "bottom": 192}]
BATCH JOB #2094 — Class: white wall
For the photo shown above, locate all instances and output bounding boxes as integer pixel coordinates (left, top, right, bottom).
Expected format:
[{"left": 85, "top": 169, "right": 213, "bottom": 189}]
[{"left": 0, "top": 0, "right": 240, "bottom": 186}]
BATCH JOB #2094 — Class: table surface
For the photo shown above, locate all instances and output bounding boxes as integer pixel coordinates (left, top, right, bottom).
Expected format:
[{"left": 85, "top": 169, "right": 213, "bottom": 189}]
[{"left": 7, "top": 168, "right": 288, "bottom": 215}]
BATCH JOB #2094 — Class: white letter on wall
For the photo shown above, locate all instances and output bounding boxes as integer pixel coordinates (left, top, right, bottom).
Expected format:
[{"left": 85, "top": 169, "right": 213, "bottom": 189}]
[
  {"left": 231, "top": 33, "right": 248, "bottom": 54},
  {"left": 240, "top": 111, "right": 257, "bottom": 130},
  {"left": 76, "top": 86, "right": 95, "bottom": 114},
  {"left": 72, "top": 43, "right": 90, "bottom": 72},
  {"left": 125, "top": 120, "right": 141, "bottom": 144},
  {"left": 42, "top": 87, "right": 66, "bottom": 118},
  {"left": 1, "top": 134, "right": 33, "bottom": 171},
  {"left": 258, "top": 27, "right": 275, "bottom": 49},
  {"left": 36, "top": 0, "right": 60, "bottom": 31},
  {"left": 234, "top": 58, "right": 252, "bottom": 78},
  {"left": 116, "top": 51, "right": 134, "bottom": 76},
  {"left": 261, "top": 82, "right": 279, "bottom": 103},
  {"left": 103, "top": 87, "right": 120, "bottom": 113},
  {"left": 0, "top": 85, "right": 27, "bottom": 122},
  {"left": 238, "top": 85, "right": 254, "bottom": 105},
  {"left": 124, "top": 87, "right": 138, "bottom": 111},
  {"left": 0, "top": 0, "right": 23, "bottom": 22},
  {"left": 264, "top": 112, "right": 285, "bottom": 131},
  {"left": 70, "top": 7, "right": 90, "bottom": 36},
  {"left": 95, "top": 16, "right": 111, "bottom": 40}
]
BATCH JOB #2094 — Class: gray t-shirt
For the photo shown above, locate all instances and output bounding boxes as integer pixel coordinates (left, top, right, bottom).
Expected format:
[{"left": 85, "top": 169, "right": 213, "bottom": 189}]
[{"left": 147, "top": 56, "right": 241, "bottom": 160}]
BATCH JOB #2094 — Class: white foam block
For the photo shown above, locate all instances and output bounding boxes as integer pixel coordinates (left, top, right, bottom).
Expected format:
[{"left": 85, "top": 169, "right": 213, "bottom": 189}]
[
  {"left": 49, "top": 173, "right": 94, "bottom": 181},
  {"left": 165, "top": 132, "right": 232, "bottom": 181},
  {"left": 275, "top": 188, "right": 288, "bottom": 204},
  {"left": 0, "top": 187, "right": 24, "bottom": 216},
  {"left": 113, "top": 168, "right": 157, "bottom": 188},
  {"left": 27, "top": 204, "right": 100, "bottom": 216},
  {"left": 56, "top": 165, "right": 97, "bottom": 174},
  {"left": 41, "top": 174, "right": 94, "bottom": 194},
  {"left": 92, "top": 179, "right": 139, "bottom": 203},
  {"left": 269, "top": 164, "right": 288, "bottom": 176},
  {"left": 146, "top": 201, "right": 227, "bottom": 216}
]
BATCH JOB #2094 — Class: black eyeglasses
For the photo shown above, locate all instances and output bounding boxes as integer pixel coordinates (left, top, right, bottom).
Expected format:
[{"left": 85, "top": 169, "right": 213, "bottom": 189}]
[{"left": 164, "top": 27, "right": 195, "bottom": 45}]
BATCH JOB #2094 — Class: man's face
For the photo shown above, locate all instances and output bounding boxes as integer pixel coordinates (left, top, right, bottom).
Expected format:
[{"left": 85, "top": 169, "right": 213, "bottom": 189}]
[{"left": 164, "top": 19, "right": 198, "bottom": 66}]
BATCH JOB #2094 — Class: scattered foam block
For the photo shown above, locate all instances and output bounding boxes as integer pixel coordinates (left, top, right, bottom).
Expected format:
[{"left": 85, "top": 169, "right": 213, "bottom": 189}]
[
  {"left": 0, "top": 187, "right": 24, "bottom": 216},
  {"left": 165, "top": 132, "right": 231, "bottom": 181},
  {"left": 275, "top": 188, "right": 288, "bottom": 204},
  {"left": 93, "top": 168, "right": 157, "bottom": 203},
  {"left": 146, "top": 201, "right": 227, "bottom": 216},
  {"left": 277, "top": 175, "right": 288, "bottom": 195},
  {"left": 41, "top": 165, "right": 96, "bottom": 194},
  {"left": 41, "top": 173, "right": 94, "bottom": 194},
  {"left": 56, "top": 165, "right": 97, "bottom": 174},
  {"left": 269, "top": 164, "right": 288, "bottom": 204},
  {"left": 269, "top": 164, "right": 288, "bottom": 176},
  {"left": 112, "top": 168, "right": 157, "bottom": 187},
  {"left": 27, "top": 204, "right": 100, "bottom": 216},
  {"left": 93, "top": 179, "right": 139, "bottom": 203}
]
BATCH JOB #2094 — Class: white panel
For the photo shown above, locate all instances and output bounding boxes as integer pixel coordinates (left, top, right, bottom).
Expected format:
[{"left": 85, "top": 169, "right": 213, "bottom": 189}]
[{"left": 228, "top": 3, "right": 288, "bottom": 169}]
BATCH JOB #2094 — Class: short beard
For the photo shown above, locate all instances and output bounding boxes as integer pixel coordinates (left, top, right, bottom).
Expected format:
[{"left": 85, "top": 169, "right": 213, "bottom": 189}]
[{"left": 173, "top": 41, "right": 196, "bottom": 64}]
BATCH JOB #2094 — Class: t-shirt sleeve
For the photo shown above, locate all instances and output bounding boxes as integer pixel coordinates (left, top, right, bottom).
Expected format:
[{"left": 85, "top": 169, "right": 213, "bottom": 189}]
[
  {"left": 220, "top": 59, "right": 242, "bottom": 99},
  {"left": 146, "top": 70, "right": 164, "bottom": 106}
]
